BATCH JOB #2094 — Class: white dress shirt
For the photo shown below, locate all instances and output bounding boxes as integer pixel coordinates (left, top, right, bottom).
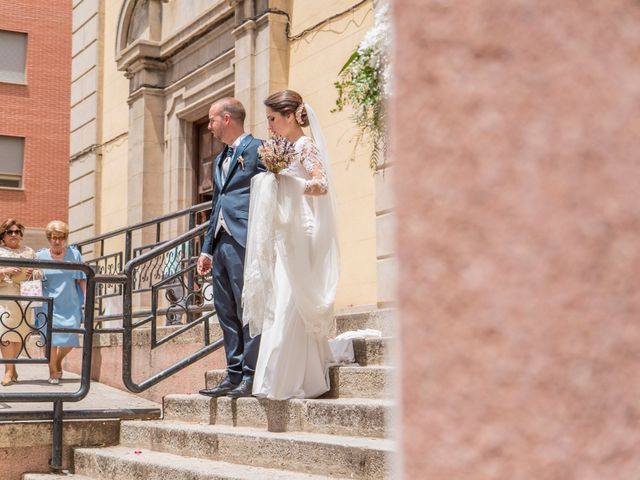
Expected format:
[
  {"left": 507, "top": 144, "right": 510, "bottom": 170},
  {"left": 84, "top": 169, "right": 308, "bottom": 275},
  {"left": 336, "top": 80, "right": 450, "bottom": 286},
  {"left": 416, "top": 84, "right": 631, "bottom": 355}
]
[{"left": 214, "top": 133, "right": 249, "bottom": 238}]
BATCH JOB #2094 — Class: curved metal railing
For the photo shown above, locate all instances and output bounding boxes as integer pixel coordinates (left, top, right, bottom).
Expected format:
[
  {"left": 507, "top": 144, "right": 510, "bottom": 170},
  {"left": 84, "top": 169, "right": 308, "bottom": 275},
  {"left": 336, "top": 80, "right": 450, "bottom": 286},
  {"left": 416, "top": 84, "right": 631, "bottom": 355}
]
[
  {"left": 0, "top": 257, "right": 96, "bottom": 472},
  {"left": 75, "top": 201, "right": 211, "bottom": 326}
]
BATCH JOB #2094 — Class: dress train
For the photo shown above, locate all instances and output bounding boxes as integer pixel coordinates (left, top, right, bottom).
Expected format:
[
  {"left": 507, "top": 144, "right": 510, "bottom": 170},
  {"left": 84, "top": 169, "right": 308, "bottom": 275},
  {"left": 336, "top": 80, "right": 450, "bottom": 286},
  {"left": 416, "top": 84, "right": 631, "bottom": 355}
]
[{"left": 252, "top": 254, "right": 333, "bottom": 400}]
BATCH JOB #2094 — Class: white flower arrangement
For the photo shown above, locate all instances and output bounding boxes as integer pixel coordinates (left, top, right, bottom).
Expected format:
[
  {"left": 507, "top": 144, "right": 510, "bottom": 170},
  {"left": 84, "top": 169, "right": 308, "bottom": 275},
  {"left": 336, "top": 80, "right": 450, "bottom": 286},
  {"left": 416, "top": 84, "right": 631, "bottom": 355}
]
[
  {"left": 358, "top": 2, "right": 391, "bottom": 96},
  {"left": 334, "top": 0, "right": 390, "bottom": 172}
]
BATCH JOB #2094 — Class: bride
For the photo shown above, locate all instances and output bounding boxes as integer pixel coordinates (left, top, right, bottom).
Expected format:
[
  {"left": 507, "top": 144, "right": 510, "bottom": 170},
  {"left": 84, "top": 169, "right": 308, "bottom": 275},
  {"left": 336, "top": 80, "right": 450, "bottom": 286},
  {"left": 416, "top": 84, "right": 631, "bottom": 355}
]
[{"left": 242, "top": 90, "right": 339, "bottom": 400}]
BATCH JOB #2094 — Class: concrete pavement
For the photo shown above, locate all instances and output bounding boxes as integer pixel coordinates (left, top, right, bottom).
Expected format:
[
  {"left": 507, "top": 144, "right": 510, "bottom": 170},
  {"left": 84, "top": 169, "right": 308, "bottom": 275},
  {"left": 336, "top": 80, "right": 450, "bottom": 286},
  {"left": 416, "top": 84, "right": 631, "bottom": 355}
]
[{"left": 0, "top": 364, "right": 160, "bottom": 419}]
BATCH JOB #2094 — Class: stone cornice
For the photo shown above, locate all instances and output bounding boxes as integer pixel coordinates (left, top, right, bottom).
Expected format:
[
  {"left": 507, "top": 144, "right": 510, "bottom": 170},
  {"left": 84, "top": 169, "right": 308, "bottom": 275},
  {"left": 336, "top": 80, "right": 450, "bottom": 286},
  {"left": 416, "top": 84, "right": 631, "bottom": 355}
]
[
  {"left": 233, "top": 7, "right": 290, "bottom": 38},
  {"left": 116, "top": 2, "right": 233, "bottom": 74},
  {"left": 232, "top": 18, "right": 257, "bottom": 37},
  {"left": 127, "top": 58, "right": 168, "bottom": 77},
  {"left": 117, "top": 40, "right": 162, "bottom": 72}
]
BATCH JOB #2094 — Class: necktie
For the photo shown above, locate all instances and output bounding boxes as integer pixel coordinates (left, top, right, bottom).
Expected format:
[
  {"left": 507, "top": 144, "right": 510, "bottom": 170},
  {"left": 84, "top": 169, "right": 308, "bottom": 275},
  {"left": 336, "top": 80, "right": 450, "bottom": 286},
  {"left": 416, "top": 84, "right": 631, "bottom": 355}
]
[{"left": 222, "top": 147, "right": 234, "bottom": 182}]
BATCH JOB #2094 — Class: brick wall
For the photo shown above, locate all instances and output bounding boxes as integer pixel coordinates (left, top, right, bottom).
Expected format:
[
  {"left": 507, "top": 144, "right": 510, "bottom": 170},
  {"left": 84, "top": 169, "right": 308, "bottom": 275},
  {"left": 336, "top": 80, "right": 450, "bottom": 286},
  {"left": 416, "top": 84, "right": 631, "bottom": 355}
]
[{"left": 0, "top": 1, "right": 72, "bottom": 231}]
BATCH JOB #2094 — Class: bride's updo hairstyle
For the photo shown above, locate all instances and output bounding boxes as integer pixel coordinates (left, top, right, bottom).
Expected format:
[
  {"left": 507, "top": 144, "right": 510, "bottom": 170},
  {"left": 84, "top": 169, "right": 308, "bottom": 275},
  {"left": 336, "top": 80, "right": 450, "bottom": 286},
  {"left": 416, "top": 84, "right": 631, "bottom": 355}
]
[{"left": 264, "top": 90, "right": 309, "bottom": 127}]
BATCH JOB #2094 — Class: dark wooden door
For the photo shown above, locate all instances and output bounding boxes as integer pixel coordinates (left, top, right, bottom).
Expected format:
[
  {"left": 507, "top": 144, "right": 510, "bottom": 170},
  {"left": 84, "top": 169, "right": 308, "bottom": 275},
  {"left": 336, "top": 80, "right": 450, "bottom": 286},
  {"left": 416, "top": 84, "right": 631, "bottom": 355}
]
[{"left": 193, "top": 120, "right": 224, "bottom": 208}]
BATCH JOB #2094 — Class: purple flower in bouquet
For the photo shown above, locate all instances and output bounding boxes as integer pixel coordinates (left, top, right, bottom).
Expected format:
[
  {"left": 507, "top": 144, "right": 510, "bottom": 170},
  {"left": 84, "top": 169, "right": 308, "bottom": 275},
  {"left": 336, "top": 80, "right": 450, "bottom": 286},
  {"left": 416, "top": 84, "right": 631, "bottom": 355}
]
[{"left": 257, "top": 135, "right": 296, "bottom": 174}]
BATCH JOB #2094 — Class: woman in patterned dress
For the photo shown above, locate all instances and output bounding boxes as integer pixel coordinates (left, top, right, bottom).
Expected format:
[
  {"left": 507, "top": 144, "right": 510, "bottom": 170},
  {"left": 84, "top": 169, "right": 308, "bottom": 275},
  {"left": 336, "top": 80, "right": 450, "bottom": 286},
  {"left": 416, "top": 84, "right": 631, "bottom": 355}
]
[{"left": 0, "top": 218, "right": 39, "bottom": 386}]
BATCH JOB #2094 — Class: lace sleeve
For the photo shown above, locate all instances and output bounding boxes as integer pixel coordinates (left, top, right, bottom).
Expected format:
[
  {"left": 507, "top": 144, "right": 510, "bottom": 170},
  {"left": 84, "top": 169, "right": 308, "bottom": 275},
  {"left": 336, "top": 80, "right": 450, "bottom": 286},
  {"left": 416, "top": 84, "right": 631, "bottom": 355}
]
[{"left": 299, "top": 137, "right": 328, "bottom": 195}]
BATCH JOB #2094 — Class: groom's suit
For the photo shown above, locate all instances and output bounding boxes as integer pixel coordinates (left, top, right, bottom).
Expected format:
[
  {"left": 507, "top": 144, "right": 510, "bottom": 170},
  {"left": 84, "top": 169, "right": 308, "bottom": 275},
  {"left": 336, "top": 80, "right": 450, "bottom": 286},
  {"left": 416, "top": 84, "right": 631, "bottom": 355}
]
[{"left": 202, "top": 133, "right": 265, "bottom": 384}]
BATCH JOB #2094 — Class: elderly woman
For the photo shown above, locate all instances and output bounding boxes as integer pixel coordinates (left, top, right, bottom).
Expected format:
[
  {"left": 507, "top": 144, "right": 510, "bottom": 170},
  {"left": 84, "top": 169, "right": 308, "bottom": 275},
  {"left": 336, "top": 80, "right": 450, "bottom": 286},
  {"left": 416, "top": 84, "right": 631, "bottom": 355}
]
[
  {"left": 0, "top": 218, "right": 39, "bottom": 386},
  {"left": 36, "top": 220, "right": 86, "bottom": 384}
]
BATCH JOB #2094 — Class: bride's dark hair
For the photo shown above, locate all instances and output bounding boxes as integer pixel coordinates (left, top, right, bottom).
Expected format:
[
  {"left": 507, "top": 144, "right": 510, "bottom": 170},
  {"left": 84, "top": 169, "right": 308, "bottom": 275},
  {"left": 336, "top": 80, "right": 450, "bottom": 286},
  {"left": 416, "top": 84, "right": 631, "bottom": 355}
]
[{"left": 264, "top": 90, "right": 309, "bottom": 127}]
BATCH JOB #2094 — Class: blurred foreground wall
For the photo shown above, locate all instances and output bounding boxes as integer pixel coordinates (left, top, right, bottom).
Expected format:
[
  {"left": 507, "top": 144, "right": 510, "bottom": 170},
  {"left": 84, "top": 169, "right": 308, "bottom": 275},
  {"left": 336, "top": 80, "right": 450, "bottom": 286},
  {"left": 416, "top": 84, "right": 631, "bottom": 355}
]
[{"left": 393, "top": 1, "right": 640, "bottom": 478}]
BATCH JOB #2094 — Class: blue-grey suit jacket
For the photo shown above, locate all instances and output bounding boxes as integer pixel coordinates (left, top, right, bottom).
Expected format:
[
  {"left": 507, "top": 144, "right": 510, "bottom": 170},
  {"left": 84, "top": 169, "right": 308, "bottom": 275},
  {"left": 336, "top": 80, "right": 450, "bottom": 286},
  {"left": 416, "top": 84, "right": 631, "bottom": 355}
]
[{"left": 201, "top": 134, "right": 265, "bottom": 255}]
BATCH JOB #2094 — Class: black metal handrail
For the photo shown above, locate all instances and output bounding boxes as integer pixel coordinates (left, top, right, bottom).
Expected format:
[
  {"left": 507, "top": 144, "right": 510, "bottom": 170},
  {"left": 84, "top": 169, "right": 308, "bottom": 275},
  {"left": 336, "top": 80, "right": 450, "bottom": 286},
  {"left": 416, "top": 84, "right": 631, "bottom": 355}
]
[
  {"left": 75, "top": 201, "right": 211, "bottom": 262},
  {"left": 75, "top": 201, "right": 211, "bottom": 325},
  {"left": 0, "top": 257, "right": 96, "bottom": 472},
  {"left": 120, "top": 222, "right": 223, "bottom": 393}
]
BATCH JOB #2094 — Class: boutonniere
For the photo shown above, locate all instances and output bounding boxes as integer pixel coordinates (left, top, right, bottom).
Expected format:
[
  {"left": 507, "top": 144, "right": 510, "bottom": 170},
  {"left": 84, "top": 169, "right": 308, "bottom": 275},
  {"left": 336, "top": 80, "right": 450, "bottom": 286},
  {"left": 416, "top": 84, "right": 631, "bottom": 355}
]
[{"left": 238, "top": 155, "right": 245, "bottom": 169}]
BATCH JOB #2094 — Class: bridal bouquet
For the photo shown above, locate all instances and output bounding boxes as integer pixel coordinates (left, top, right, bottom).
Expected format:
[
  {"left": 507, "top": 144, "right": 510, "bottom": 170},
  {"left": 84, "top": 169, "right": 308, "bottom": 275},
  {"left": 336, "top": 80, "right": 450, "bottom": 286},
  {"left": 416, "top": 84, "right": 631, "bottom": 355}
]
[{"left": 257, "top": 135, "right": 296, "bottom": 174}]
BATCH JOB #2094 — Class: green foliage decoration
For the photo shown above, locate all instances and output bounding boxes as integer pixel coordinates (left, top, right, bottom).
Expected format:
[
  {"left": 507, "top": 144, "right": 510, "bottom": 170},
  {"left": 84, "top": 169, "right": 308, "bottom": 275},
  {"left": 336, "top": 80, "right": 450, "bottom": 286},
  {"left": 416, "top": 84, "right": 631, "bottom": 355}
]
[{"left": 333, "top": 1, "right": 390, "bottom": 172}]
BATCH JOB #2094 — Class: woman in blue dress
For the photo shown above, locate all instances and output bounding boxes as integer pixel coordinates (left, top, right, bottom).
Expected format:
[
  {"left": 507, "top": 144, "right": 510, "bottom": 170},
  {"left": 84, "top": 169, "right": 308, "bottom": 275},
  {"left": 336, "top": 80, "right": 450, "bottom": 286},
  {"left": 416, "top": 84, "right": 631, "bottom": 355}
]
[{"left": 37, "top": 220, "right": 86, "bottom": 384}]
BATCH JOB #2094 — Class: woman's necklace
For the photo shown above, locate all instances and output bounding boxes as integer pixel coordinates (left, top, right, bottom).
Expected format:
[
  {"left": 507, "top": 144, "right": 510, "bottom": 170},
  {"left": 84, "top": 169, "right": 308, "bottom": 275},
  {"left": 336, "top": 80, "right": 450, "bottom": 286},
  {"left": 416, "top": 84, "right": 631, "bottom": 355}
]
[{"left": 50, "top": 248, "right": 65, "bottom": 259}]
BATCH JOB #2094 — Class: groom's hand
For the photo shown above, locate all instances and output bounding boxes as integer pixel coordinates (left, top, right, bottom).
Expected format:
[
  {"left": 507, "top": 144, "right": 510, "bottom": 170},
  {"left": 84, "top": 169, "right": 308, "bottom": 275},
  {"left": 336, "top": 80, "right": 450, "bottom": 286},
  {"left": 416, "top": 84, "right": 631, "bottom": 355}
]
[{"left": 197, "top": 254, "right": 212, "bottom": 276}]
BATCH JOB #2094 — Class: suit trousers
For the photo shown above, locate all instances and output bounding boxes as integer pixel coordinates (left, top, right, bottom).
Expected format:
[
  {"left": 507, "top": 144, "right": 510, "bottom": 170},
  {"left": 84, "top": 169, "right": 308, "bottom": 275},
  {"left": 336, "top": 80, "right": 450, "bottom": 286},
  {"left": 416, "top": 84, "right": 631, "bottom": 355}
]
[{"left": 212, "top": 230, "right": 260, "bottom": 383}]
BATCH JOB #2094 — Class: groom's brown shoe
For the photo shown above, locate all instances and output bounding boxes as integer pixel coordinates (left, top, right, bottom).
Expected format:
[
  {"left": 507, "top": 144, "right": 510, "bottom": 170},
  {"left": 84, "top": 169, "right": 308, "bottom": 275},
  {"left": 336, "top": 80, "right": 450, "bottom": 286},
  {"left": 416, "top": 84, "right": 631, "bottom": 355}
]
[
  {"left": 227, "top": 378, "right": 253, "bottom": 398},
  {"left": 199, "top": 377, "right": 239, "bottom": 397}
]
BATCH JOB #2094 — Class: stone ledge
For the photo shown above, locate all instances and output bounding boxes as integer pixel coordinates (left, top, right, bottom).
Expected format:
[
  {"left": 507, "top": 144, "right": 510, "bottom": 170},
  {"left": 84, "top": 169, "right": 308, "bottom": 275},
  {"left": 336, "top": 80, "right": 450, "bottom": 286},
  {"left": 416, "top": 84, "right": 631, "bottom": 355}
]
[
  {"left": 2, "top": 420, "right": 119, "bottom": 479},
  {"left": 89, "top": 320, "right": 222, "bottom": 348}
]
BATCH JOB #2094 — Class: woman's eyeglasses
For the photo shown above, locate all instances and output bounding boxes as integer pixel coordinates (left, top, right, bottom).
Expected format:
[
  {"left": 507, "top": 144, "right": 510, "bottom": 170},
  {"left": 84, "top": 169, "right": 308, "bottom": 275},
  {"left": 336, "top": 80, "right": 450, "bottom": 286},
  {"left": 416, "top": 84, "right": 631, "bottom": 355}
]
[{"left": 4, "top": 229, "right": 22, "bottom": 237}]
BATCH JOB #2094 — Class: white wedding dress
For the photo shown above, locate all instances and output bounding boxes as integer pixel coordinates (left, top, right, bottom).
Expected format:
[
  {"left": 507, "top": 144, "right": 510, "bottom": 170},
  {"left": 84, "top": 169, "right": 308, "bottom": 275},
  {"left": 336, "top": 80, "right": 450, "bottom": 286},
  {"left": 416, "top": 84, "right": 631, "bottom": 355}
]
[{"left": 243, "top": 112, "right": 340, "bottom": 400}]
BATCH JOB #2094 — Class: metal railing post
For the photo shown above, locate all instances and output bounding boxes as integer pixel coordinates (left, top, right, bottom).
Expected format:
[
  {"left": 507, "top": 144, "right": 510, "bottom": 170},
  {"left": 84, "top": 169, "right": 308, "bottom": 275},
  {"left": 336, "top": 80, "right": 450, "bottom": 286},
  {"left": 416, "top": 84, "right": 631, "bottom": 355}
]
[
  {"left": 50, "top": 399, "right": 64, "bottom": 472},
  {"left": 186, "top": 211, "right": 196, "bottom": 324},
  {"left": 125, "top": 230, "right": 132, "bottom": 264}
]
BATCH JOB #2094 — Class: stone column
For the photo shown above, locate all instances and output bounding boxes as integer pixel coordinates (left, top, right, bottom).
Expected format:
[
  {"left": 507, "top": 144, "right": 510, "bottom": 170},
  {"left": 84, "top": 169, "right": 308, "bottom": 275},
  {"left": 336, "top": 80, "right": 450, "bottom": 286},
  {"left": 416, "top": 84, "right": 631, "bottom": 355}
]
[
  {"left": 126, "top": 83, "right": 165, "bottom": 229},
  {"left": 395, "top": 0, "right": 640, "bottom": 478},
  {"left": 116, "top": 0, "right": 166, "bottom": 236},
  {"left": 230, "top": 0, "right": 291, "bottom": 137},
  {"left": 376, "top": 158, "right": 395, "bottom": 307}
]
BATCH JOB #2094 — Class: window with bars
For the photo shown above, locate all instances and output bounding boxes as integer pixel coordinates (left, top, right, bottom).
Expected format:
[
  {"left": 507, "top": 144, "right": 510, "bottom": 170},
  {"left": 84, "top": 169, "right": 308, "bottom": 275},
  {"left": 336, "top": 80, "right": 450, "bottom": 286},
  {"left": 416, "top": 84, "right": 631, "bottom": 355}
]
[
  {"left": 0, "top": 30, "right": 27, "bottom": 85},
  {"left": 0, "top": 136, "right": 25, "bottom": 189}
]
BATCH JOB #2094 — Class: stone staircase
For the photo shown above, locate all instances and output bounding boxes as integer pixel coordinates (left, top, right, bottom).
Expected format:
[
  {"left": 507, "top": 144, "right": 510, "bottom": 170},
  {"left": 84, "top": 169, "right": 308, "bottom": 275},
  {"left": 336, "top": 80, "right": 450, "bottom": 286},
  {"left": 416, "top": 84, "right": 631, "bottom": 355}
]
[{"left": 23, "top": 309, "right": 396, "bottom": 479}]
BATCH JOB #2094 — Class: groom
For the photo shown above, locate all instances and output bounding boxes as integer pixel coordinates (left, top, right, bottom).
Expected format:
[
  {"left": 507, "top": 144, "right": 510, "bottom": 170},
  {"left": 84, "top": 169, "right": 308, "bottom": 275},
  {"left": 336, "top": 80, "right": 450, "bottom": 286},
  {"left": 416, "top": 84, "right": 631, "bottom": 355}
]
[{"left": 197, "top": 97, "right": 265, "bottom": 398}]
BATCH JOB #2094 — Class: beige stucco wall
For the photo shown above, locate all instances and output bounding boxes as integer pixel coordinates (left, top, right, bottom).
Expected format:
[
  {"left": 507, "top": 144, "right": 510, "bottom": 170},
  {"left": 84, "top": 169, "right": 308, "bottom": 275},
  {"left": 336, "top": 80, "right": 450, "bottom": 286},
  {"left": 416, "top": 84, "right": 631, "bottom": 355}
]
[
  {"left": 160, "top": 0, "right": 220, "bottom": 40},
  {"left": 99, "top": 0, "right": 129, "bottom": 236},
  {"left": 288, "top": 0, "right": 377, "bottom": 308}
]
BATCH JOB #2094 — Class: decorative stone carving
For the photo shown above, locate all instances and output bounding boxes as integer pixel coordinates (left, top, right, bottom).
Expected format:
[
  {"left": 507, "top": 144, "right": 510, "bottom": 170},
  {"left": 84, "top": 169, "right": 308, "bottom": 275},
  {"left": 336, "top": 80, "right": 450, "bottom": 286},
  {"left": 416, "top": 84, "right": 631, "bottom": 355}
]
[{"left": 126, "top": 0, "right": 150, "bottom": 45}]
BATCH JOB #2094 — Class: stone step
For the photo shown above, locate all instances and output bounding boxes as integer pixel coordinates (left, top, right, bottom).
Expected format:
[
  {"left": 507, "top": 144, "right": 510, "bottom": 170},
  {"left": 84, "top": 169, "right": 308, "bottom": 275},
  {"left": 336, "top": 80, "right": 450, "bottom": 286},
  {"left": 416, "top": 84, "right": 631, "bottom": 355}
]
[
  {"left": 205, "top": 365, "right": 393, "bottom": 400},
  {"left": 326, "top": 365, "right": 393, "bottom": 399},
  {"left": 164, "top": 394, "right": 392, "bottom": 438},
  {"left": 73, "top": 445, "right": 339, "bottom": 479},
  {"left": 334, "top": 309, "right": 394, "bottom": 336},
  {"left": 118, "top": 421, "right": 393, "bottom": 479},
  {"left": 353, "top": 336, "right": 392, "bottom": 366}
]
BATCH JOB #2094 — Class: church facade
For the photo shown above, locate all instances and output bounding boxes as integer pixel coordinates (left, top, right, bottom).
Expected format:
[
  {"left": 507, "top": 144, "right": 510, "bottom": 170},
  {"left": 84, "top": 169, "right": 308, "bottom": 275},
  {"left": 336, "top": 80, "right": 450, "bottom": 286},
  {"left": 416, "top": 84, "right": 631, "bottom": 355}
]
[{"left": 69, "top": 0, "right": 393, "bottom": 309}]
